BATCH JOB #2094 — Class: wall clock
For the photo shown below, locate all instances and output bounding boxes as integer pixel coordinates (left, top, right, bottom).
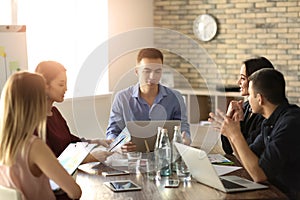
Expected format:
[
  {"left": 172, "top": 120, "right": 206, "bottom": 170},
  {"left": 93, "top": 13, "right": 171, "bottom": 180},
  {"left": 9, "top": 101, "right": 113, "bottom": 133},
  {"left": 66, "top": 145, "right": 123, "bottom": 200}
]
[{"left": 193, "top": 14, "right": 218, "bottom": 42}]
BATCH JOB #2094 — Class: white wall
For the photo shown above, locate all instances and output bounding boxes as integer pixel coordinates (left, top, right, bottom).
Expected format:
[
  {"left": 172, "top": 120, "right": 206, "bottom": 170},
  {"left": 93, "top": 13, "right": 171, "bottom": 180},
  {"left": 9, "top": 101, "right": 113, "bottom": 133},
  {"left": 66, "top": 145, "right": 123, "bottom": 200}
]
[
  {"left": 57, "top": 0, "right": 154, "bottom": 138},
  {"left": 55, "top": 93, "right": 112, "bottom": 139},
  {"left": 108, "top": 0, "right": 154, "bottom": 91}
]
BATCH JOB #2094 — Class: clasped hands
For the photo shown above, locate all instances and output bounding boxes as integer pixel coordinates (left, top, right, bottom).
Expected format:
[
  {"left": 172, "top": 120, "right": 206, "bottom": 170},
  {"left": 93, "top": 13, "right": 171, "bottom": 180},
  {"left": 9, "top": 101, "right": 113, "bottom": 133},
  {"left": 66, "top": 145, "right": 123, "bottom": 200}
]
[{"left": 208, "top": 100, "right": 244, "bottom": 139}]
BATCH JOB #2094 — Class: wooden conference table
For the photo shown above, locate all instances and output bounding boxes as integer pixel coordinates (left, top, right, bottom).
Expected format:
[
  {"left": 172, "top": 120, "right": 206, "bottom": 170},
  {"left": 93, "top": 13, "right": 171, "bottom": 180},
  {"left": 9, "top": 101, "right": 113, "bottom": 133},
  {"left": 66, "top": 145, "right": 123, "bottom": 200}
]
[{"left": 76, "top": 154, "right": 287, "bottom": 200}]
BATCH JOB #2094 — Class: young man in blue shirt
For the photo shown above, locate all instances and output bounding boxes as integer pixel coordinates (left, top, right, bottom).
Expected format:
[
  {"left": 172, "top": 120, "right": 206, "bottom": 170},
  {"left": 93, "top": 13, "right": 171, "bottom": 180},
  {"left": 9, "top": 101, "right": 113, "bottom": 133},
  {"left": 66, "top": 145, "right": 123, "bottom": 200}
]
[
  {"left": 210, "top": 69, "right": 300, "bottom": 199},
  {"left": 106, "top": 48, "right": 191, "bottom": 152}
]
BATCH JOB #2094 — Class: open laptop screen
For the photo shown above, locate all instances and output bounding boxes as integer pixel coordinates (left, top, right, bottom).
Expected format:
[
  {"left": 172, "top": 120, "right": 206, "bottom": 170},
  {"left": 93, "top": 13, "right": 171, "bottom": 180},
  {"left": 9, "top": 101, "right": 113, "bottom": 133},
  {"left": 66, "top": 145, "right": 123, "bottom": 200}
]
[
  {"left": 175, "top": 142, "right": 268, "bottom": 193},
  {"left": 126, "top": 120, "right": 180, "bottom": 152}
]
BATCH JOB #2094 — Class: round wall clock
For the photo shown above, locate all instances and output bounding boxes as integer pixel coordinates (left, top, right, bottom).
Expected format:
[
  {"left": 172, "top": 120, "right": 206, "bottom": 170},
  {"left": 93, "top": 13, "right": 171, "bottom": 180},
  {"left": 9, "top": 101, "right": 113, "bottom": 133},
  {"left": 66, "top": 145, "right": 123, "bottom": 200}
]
[{"left": 193, "top": 14, "right": 218, "bottom": 42}]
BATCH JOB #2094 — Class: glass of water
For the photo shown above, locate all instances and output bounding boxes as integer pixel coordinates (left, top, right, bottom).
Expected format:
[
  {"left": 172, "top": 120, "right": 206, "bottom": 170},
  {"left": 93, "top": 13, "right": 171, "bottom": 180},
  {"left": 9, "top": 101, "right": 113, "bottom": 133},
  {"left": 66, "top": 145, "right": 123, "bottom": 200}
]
[
  {"left": 127, "top": 152, "right": 142, "bottom": 173},
  {"left": 176, "top": 161, "right": 191, "bottom": 181}
]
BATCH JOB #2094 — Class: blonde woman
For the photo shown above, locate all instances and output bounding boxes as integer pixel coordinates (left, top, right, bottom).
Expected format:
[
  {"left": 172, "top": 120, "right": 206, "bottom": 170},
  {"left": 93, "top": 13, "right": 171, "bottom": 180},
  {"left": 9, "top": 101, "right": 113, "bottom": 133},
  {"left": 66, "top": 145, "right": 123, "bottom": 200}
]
[{"left": 0, "top": 72, "right": 81, "bottom": 200}]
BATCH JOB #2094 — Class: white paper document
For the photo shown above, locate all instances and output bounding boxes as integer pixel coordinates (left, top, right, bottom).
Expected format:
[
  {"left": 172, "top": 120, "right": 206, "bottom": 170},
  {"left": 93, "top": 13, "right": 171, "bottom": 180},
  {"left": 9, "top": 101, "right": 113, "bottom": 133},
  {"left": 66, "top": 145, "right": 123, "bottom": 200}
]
[
  {"left": 213, "top": 164, "right": 242, "bottom": 176},
  {"left": 208, "top": 154, "right": 234, "bottom": 164}
]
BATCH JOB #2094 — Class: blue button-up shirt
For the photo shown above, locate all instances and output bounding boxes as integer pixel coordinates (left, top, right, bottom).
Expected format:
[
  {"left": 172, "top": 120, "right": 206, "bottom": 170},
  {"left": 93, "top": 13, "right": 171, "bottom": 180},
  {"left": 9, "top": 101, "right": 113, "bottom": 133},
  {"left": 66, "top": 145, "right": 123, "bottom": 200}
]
[{"left": 106, "top": 83, "right": 190, "bottom": 140}]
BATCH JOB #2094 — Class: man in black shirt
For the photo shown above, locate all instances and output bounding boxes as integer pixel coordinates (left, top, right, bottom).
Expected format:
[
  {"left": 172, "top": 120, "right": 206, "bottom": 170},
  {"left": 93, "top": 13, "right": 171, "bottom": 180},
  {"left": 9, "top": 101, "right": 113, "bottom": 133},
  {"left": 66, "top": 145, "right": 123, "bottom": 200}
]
[{"left": 210, "top": 69, "right": 300, "bottom": 199}]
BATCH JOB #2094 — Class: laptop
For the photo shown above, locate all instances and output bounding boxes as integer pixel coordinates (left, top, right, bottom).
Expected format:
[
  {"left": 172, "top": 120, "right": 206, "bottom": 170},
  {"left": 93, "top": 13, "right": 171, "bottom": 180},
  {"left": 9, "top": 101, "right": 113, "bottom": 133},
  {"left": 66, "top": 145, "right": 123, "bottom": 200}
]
[
  {"left": 126, "top": 120, "right": 180, "bottom": 152},
  {"left": 190, "top": 124, "right": 226, "bottom": 153},
  {"left": 50, "top": 142, "right": 97, "bottom": 191},
  {"left": 175, "top": 142, "right": 268, "bottom": 193}
]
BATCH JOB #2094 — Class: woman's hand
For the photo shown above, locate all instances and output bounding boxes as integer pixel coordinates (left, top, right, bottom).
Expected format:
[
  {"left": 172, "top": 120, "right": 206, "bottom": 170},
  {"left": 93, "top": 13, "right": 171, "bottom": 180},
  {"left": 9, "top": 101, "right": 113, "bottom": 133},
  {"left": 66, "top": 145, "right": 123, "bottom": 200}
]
[
  {"left": 89, "top": 139, "right": 112, "bottom": 148},
  {"left": 226, "top": 100, "right": 244, "bottom": 121},
  {"left": 90, "top": 149, "right": 114, "bottom": 162}
]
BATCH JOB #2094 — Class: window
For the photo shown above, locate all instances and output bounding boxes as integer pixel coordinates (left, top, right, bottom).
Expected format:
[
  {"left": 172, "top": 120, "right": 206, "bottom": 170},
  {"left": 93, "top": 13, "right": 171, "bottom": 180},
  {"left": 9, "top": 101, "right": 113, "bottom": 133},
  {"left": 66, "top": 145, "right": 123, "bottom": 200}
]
[{"left": 1, "top": 0, "right": 108, "bottom": 98}]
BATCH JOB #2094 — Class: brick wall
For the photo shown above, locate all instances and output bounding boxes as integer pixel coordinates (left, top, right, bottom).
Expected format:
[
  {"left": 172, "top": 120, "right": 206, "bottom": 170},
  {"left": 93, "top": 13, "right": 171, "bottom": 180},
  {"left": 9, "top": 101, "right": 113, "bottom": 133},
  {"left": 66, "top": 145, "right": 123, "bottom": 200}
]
[{"left": 153, "top": 0, "right": 300, "bottom": 105}]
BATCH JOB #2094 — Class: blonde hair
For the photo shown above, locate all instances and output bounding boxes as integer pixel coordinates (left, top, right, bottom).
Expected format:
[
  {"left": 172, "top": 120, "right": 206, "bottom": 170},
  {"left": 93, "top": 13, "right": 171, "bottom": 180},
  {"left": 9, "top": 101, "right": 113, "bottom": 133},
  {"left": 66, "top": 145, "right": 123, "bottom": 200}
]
[{"left": 0, "top": 71, "right": 47, "bottom": 166}]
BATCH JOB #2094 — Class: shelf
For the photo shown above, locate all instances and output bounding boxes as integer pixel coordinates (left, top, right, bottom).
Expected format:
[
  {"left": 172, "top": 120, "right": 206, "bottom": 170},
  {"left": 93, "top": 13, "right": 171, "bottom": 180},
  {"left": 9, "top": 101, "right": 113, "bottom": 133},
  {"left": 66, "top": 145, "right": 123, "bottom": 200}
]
[{"left": 176, "top": 88, "right": 244, "bottom": 124}]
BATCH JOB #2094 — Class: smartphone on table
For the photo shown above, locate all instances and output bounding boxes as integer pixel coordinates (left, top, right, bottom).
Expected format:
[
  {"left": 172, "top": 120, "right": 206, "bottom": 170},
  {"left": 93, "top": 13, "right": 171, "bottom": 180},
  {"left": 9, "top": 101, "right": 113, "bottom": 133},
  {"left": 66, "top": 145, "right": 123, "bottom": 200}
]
[
  {"left": 104, "top": 180, "right": 142, "bottom": 192},
  {"left": 164, "top": 179, "right": 180, "bottom": 188}
]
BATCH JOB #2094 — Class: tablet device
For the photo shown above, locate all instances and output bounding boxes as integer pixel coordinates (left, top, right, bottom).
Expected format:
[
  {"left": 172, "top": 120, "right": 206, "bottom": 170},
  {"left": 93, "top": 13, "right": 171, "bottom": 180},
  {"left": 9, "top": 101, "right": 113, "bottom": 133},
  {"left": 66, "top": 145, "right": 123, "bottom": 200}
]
[
  {"left": 126, "top": 120, "right": 180, "bottom": 152},
  {"left": 107, "top": 128, "right": 131, "bottom": 152},
  {"left": 50, "top": 142, "right": 97, "bottom": 191},
  {"left": 104, "top": 180, "right": 142, "bottom": 192}
]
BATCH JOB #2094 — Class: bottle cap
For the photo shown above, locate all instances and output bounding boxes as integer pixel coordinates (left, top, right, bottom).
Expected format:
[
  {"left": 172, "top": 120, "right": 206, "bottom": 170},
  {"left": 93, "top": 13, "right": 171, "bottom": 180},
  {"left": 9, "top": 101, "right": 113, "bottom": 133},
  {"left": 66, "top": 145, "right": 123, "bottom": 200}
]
[{"left": 161, "top": 128, "right": 168, "bottom": 133}]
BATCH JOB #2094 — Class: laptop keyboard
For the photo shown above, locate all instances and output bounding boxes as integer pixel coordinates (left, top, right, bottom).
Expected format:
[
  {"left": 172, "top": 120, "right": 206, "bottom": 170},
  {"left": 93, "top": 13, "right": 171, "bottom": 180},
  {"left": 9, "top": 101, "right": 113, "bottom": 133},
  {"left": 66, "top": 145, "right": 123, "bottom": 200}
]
[{"left": 221, "top": 179, "right": 246, "bottom": 189}]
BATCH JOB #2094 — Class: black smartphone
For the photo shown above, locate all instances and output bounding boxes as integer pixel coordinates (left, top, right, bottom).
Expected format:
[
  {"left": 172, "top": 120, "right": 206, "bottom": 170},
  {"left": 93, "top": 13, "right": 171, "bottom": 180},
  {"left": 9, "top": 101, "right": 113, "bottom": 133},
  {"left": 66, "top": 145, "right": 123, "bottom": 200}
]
[
  {"left": 104, "top": 180, "right": 142, "bottom": 192},
  {"left": 164, "top": 179, "right": 180, "bottom": 188}
]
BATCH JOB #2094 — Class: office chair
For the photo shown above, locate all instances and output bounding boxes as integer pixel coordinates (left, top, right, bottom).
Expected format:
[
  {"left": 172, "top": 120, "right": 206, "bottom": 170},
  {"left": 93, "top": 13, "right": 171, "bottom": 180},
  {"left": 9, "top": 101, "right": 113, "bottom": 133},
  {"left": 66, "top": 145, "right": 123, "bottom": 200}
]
[{"left": 0, "top": 185, "right": 22, "bottom": 200}]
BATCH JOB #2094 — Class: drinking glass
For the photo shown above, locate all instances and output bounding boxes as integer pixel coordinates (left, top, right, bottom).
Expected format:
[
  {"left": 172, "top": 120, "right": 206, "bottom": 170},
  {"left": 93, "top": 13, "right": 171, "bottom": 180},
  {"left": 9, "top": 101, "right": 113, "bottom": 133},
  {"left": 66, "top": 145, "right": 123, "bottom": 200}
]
[{"left": 127, "top": 152, "right": 142, "bottom": 173}]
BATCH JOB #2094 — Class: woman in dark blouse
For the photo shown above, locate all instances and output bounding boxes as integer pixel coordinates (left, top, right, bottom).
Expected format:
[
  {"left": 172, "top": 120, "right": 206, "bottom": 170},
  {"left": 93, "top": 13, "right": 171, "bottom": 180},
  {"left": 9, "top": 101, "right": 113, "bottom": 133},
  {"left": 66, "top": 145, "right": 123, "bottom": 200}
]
[
  {"left": 35, "top": 61, "right": 113, "bottom": 160},
  {"left": 221, "top": 57, "right": 274, "bottom": 154}
]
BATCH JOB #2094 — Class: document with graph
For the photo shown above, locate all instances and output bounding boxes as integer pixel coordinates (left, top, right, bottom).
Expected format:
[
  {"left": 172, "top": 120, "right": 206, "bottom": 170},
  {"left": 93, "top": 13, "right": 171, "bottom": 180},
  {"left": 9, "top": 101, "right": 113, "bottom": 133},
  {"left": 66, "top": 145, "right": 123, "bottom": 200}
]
[{"left": 50, "top": 142, "right": 97, "bottom": 191}]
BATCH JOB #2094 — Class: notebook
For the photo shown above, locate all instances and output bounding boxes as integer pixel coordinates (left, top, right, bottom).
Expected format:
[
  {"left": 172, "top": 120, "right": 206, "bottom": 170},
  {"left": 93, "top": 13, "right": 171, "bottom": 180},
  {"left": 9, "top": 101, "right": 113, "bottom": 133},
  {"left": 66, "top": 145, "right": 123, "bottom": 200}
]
[
  {"left": 126, "top": 120, "right": 181, "bottom": 152},
  {"left": 175, "top": 142, "right": 268, "bottom": 193},
  {"left": 50, "top": 142, "right": 97, "bottom": 191}
]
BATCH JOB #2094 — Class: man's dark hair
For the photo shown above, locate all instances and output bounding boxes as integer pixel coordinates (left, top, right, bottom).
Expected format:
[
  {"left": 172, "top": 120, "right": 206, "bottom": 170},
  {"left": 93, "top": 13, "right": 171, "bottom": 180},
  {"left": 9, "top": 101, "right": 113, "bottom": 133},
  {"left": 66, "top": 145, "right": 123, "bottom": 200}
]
[
  {"left": 248, "top": 68, "right": 286, "bottom": 105},
  {"left": 137, "top": 48, "right": 163, "bottom": 64},
  {"left": 243, "top": 57, "right": 274, "bottom": 77}
]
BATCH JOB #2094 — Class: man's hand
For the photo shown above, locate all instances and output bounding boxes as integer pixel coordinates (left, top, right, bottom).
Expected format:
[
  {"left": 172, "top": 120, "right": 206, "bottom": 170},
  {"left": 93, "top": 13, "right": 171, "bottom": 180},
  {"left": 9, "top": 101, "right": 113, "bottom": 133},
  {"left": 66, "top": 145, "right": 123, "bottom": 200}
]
[
  {"left": 215, "top": 109, "right": 241, "bottom": 140},
  {"left": 209, "top": 109, "right": 241, "bottom": 137},
  {"left": 182, "top": 131, "right": 191, "bottom": 145},
  {"left": 121, "top": 142, "right": 137, "bottom": 153},
  {"left": 208, "top": 111, "right": 223, "bottom": 131}
]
